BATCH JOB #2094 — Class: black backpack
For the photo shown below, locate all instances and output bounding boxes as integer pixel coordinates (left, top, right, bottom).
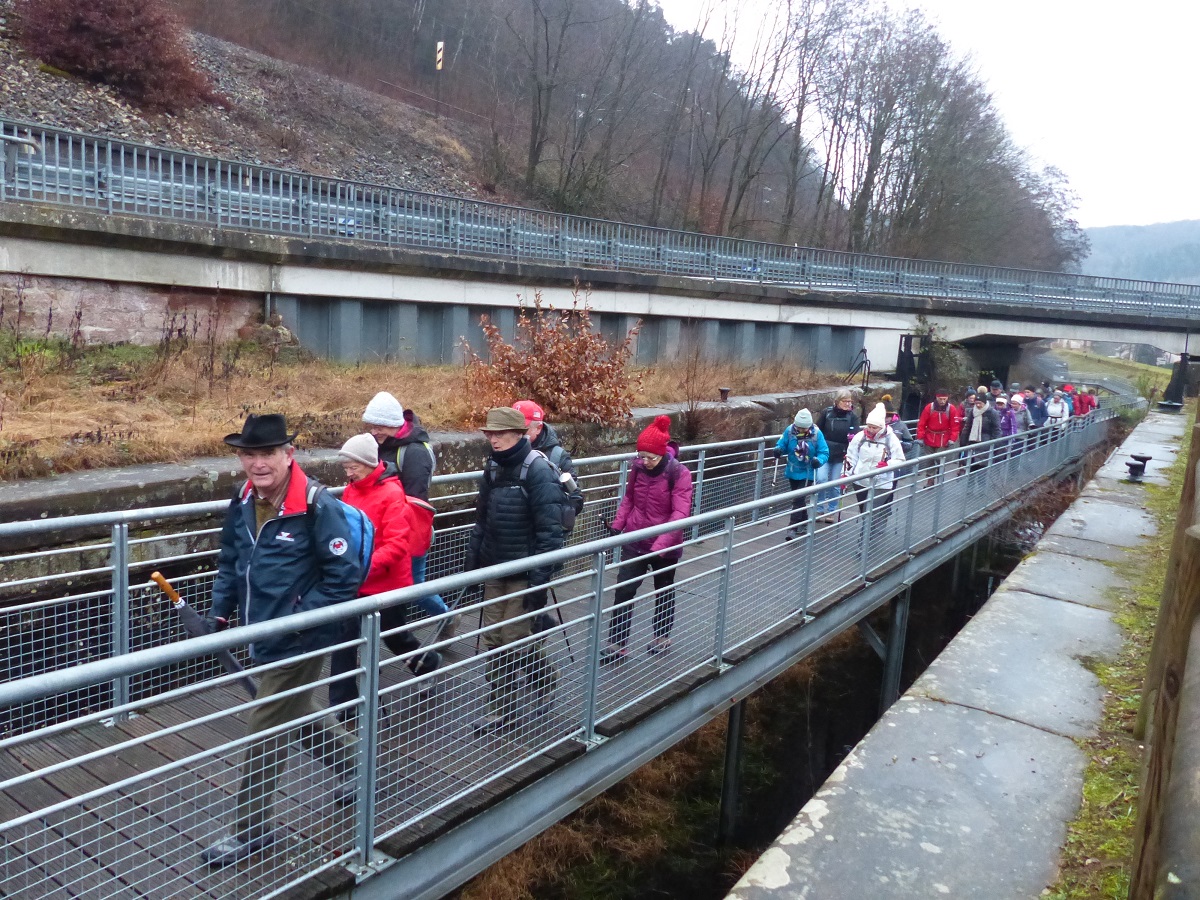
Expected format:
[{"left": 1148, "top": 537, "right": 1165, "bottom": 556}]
[{"left": 487, "top": 448, "right": 581, "bottom": 534}]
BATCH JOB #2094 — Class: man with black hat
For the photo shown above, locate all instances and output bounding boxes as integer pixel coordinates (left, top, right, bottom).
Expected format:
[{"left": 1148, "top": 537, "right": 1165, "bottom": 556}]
[
  {"left": 201, "top": 414, "right": 362, "bottom": 867},
  {"left": 466, "top": 407, "right": 566, "bottom": 733}
]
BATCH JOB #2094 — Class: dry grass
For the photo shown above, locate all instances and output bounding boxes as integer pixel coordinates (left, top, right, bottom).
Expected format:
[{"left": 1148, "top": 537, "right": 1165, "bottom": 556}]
[
  {"left": 635, "top": 359, "right": 832, "bottom": 407},
  {"left": 0, "top": 339, "right": 841, "bottom": 477}
]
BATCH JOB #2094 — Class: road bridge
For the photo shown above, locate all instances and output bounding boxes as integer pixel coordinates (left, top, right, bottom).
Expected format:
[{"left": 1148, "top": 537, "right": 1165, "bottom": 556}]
[
  {"left": 0, "top": 119, "right": 1194, "bottom": 369},
  {"left": 0, "top": 404, "right": 1136, "bottom": 899}
]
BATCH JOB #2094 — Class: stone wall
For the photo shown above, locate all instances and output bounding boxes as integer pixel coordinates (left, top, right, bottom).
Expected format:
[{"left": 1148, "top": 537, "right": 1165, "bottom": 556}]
[{"left": 0, "top": 273, "right": 259, "bottom": 345}]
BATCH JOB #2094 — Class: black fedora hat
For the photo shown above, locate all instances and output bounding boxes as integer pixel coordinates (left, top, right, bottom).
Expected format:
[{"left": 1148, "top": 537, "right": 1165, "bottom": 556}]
[{"left": 223, "top": 414, "right": 297, "bottom": 449}]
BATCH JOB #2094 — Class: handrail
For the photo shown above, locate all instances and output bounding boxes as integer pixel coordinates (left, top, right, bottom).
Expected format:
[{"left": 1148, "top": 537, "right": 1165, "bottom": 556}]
[
  {"left": 2, "top": 117, "right": 1198, "bottom": 320},
  {"left": 0, "top": 400, "right": 1139, "bottom": 900},
  {"left": 0, "top": 406, "right": 1135, "bottom": 708}
]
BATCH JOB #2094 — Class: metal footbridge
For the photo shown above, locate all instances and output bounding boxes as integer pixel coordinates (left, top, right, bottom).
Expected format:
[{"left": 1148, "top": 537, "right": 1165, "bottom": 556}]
[
  {"left": 2, "top": 117, "right": 1198, "bottom": 325},
  {"left": 0, "top": 402, "right": 1137, "bottom": 900}
]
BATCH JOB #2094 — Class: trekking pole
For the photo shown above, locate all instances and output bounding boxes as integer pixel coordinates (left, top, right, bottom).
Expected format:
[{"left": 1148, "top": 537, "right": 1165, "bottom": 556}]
[
  {"left": 548, "top": 587, "right": 576, "bottom": 664},
  {"left": 771, "top": 456, "right": 780, "bottom": 487},
  {"left": 150, "top": 571, "right": 257, "bottom": 699}
]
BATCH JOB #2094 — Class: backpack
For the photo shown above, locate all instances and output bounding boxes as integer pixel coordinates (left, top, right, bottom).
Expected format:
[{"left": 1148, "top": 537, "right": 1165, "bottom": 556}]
[
  {"left": 395, "top": 440, "right": 436, "bottom": 477},
  {"left": 306, "top": 485, "right": 375, "bottom": 583},
  {"left": 623, "top": 457, "right": 690, "bottom": 515},
  {"left": 487, "top": 448, "right": 580, "bottom": 533},
  {"left": 372, "top": 466, "right": 436, "bottom": 556}
]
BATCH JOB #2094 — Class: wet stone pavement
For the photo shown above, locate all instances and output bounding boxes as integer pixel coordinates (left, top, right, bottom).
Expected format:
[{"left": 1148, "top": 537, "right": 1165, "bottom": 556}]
[{"left": 726, "top": 410, "right": 1186, "bottom": 900}]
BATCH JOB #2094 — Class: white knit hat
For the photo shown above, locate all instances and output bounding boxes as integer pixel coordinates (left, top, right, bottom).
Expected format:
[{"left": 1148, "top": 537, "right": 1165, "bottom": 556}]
[
  {"left": 338, "top": 433, "right": 379, "bottom": 467},
  {"left": 866, "top": 403, "right": 886, "bottom": 428},
  {"left": 362, "top": 391, "right": 405, "bottom": 427},
  {"left": 794, "top": 408, "right": 813, "bottom": 429}
]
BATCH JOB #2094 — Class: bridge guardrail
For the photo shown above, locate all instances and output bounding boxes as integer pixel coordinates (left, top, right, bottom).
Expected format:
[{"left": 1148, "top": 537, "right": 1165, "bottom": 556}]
[
  {"left": 1, "top": 118, "right": 1197, "bottom": 320},
  {"left": 0, "top": 404, "right": 1138, "bottom": 899}
]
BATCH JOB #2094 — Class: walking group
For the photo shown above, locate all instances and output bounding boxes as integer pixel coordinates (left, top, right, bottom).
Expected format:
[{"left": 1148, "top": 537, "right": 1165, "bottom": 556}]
[
  {"left": 769, "top": 381, "right": 1101, "bottom": 538},
  {"left": 200, "top": 400, "right": 690, "bottom": 865},
  {"left": 199, "top": 378, "right": 1096, "bottom": 865}
]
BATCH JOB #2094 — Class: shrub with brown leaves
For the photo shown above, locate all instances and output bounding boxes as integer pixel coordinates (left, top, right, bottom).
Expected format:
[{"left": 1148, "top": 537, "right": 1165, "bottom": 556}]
[
  {"left": 14, "top": 0, "right": 216, "bottom": 113},
  {"left": 462, "top": 287, "right": 642, "bottom": 426}
]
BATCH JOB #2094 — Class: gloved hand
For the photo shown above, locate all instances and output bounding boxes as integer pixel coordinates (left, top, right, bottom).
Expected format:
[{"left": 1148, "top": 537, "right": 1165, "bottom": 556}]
[
  {"left": 203, "top": 615, "right": 229, "bottom": 634},
  {"left": 604, "top": 518, "right": 622, "bottom": 536},
  {"left": 773, "top": 448, "right": 783, "bottom": 460},
  {"left": 463, "top": 549, "right": 479, "bottom": 572},
  {"left": 522, "top": 587, "right": 548, "bottom": 612}
]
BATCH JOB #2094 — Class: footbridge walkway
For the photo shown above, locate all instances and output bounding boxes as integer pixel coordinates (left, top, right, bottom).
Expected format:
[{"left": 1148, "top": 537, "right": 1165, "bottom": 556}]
[{"left": 0, "top": 403, "right": 1137, "bottom": 900}]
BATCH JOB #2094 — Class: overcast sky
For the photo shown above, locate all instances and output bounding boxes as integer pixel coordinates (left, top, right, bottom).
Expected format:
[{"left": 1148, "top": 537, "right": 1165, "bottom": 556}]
[{"left": 655, "top": 0, "right": 1197, "bottom": 229}]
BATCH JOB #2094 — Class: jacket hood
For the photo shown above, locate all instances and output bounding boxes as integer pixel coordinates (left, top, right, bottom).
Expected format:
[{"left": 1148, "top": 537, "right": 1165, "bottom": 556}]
[{"left": 532, "top": 421, "right": 563, "bottom": 452}]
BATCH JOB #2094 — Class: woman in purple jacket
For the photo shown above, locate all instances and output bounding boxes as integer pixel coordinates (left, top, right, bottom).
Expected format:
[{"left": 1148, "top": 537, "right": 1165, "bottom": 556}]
[{"left": 601, "top": 416, "right": 694, "bottom": 664}]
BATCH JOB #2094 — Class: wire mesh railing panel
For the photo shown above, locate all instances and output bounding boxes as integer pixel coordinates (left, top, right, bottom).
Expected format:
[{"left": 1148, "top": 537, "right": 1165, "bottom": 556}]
[{"left": 592, "top": 542, "right": 723, "bottom": 725}]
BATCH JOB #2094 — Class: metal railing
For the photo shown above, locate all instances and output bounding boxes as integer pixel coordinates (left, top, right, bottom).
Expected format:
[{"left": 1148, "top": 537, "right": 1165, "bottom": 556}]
[
  {"left": 2, "top": 118, "right": 1197, "bottom": 321},
  {"left": 0, "top": 405, "right": 1136, "bottom": 899}
]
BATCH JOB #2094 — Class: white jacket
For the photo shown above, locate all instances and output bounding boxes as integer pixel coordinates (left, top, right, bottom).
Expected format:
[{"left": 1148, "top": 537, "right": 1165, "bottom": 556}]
[
  {"left": 844, "top": 427, "right": 907, "bottom": 491},
  {"left": 1045, "top": 398, "right": 1069, "bottom": 425}
]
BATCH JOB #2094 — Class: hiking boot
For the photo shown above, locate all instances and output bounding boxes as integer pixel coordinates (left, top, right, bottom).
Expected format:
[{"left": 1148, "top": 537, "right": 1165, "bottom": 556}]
[
  {"left": 201, "top": 829, "right": 280, "bottom": 867},
  {"left": 472, "top": 712, "right": 511, "bottom": 735},
  {"left": 408, "top": 650, "right": 441, "bottom": 678},
  {"left": 646, "top": 637, "right": 672, "bottom": 656},
  {"left": 334, "top": 774, "right": 358, "bottom": 808},
  {"left": 599, "top": 645, "right": 628, "bottom": 666},
  {"left": 784, "top": 527, "right": 800, "bottom": 541},
  {"left": 440, "top": 615, "right": 460, "bottom": 640}
]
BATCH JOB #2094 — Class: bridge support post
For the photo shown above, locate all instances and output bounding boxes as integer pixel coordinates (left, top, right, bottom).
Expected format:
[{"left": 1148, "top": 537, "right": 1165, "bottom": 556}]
[
  {"left": 109, "top": 523, "right": 130, "bottom": 721},
  {"left": 717, "top": 698, "right": 746, "bottom": 846},
  {"left": 713, "top": 515, "right": 736, "bottom": 667},
  {"left": 355, "top": 612, "right": 382, "bottom": 867},
  {"left": 879, "top": 586, "right": 912, "bottom": 714},
  {"left": 582, "top": 552, "right": 608, "bottom": 745}
]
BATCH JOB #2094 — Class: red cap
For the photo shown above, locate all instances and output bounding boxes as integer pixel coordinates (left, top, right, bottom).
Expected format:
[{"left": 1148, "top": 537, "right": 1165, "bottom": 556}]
[
  {"left": 512, "top": 400, "right": 544, "bottom": 425},
  {"left": 1063, "top": 384, "right": 1074, "bottom": 392},
  {"left": 636, "top": 415, "right": 672, "bottom": 456}
]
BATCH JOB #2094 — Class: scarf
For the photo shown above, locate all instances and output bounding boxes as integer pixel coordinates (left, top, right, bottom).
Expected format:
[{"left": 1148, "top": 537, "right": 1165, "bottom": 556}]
[{"left": 969, "top": 409, "right": 984, "bottom": 443}]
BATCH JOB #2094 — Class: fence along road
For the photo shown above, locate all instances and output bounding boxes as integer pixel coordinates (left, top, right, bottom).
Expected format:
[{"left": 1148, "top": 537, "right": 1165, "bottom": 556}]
[
  {"left": 1, "top": 117, "right": 1198, "bottom": 322},
  {"left": 0, "top": 403, "right": 1138, "bottom": 900}
]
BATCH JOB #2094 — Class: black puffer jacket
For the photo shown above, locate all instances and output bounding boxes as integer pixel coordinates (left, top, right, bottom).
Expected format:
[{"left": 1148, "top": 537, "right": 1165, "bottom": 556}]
[
  {"left": 466, "top": 437, "right": 565, "bottom": 587},
  {"left": 378, "top": 411, "right": 435, "bottom": 501},
  {"left": 531, "top": 422, "right": 584, "bottom": 514},
  {"left": 818, "top": 406, "right": 860, "bottom": 464}
]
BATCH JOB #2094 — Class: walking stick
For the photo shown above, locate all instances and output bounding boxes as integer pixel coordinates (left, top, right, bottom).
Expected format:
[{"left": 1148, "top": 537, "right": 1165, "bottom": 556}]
[
  {"left": 546, "top": 587, "right": 576, "bottom": 664},
  {"left": 150, "top": 571, "right": 257, "bottom": 699}
]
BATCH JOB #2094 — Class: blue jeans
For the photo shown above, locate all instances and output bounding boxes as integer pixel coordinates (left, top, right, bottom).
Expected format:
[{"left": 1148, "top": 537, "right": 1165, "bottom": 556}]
[
  {"left": 815, "top": 461, "right": 840, "bottom": 515},
  {"left": 411, "top": 554, "right": 449, "bottom": 617}
]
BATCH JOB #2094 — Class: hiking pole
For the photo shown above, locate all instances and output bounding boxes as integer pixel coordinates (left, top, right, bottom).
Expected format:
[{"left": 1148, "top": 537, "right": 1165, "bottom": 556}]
[
  {"left": 547, "top": 587, "right": 575, "bottom": 664},
  {"left": 771, "top": 456, "right": 780, "bottom": 487},
  {"left": 150, "top": 571, "right": 257, "bottom": 699}
]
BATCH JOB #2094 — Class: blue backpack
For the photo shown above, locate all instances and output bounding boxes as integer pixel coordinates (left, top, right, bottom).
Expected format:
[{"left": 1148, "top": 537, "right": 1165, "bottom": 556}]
[{"left": 307, "top": 485, "right": 375, "bottom": 585}]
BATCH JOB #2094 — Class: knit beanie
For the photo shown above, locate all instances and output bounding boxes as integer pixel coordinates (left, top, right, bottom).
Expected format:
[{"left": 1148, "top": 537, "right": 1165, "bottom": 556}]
[
  {"left": 794, "top": 408, "right": 813, "bottom": 429},
  {"left": 338, "top": 433, "right": 379, "bottom": 467},
  {"left": 362, "top": 391, "right": 405, "bottom": 428},
  {"left": 637, "top": 415, "right": 672, "bottom": 456},
  {"left": 866, "top": 403, "right": 886, "bottom": 428}
]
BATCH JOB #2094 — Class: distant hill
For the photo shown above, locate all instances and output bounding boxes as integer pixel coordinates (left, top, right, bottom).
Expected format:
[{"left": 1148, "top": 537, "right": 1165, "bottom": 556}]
[{"left": 1083, "top": 220, "right": 1200, "bottom": 284}]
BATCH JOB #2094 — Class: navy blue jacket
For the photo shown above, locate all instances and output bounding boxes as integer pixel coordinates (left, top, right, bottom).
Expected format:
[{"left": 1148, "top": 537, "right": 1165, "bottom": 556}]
[{"left": 210, "top": 464, "right": 363, "bottom": 663}]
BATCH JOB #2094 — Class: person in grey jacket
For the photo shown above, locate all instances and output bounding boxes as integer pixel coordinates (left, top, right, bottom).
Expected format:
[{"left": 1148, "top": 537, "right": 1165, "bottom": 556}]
[
  {"left": 466, "top": 407, "right": 566, "bottom": 733},
  {"left": 202, "top": 414, "right": 362, "bottom": 867}
]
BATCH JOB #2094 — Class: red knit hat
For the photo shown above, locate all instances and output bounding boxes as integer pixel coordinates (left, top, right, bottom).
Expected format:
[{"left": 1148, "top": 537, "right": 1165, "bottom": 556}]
[{"left": 637, "top": 415, "right": 672, "bottom": 456}]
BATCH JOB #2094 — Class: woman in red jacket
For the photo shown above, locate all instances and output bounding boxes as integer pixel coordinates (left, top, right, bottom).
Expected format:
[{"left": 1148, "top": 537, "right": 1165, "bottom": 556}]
[
  {"left": 329, "top": 434, "right": 439, "bottom": 720},
  {"left": 601, "top": 416, "right": 694, "bottom": 664}
]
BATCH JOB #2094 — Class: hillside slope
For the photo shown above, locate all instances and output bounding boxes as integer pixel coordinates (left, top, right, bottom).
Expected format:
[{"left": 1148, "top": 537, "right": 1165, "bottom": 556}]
[
  {"left": 0, "top": 5, "right": 516, "bottom": 205},
  {"left": 1082, "top": 220, "right": 1200, "bottom": 284}
]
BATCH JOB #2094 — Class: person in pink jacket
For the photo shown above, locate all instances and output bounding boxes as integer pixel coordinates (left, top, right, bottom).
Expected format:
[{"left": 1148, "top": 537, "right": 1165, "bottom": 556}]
[{"left": 601, "top": 416, "right": 694, "bottom": 664}]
